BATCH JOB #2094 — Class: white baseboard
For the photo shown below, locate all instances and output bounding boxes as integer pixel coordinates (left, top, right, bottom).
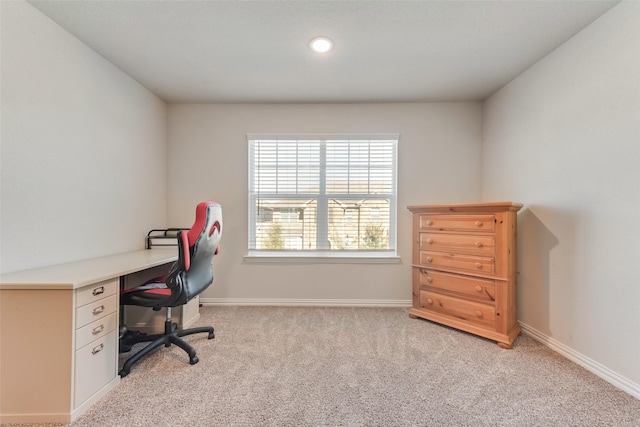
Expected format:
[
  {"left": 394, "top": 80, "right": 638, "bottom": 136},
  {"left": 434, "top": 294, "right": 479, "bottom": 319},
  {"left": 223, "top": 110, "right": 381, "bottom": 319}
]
[
  {"left": 519, "top": 322, "right": 640, "bottom": 400},
  {"left": 200, "top": 298, "right": 412, "bottom": 307}
]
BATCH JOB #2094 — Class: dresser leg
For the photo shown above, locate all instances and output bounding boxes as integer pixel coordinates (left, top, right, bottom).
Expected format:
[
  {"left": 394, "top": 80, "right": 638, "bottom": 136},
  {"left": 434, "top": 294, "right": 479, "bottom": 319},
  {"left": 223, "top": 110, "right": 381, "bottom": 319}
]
[
  {"left": 497, "top": 342, "right": 513, "bottom": 349},
  {"left": 409, "top": 313, "right": 418, "bottom": 319}
]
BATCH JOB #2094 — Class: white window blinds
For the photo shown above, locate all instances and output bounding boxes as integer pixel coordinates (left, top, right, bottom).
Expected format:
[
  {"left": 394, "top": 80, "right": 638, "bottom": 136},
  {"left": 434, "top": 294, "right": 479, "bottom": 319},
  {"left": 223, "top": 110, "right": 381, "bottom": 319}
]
[{"left": 248, "top": 135, "right": 398, "bottom": 255}]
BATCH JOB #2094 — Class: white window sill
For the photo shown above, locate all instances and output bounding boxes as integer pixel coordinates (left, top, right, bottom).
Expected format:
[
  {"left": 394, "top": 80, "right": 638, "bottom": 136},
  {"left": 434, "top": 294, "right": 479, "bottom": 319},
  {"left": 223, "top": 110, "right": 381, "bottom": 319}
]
[{"left": 244, "top": 251, "right": 402, "bottom": 264}]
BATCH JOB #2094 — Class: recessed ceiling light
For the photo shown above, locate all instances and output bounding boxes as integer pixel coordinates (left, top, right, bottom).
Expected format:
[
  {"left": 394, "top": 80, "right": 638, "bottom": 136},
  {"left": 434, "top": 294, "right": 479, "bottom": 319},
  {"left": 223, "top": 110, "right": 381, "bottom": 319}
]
[{"left": 310, "top": 36, "right": 333, "bottom": 53}]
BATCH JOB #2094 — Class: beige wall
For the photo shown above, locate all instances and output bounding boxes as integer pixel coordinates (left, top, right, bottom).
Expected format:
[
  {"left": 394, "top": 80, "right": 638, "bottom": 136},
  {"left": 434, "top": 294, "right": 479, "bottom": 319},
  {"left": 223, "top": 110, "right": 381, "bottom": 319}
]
[
  {"left": 167, "top": 103, "right": 482, "bottom": 303},
  {"left": 483, "top": 1, "right": 640, "bottom": 394},
  {"left": 0, "top": 1, "right": 168, "bottom": 273}
]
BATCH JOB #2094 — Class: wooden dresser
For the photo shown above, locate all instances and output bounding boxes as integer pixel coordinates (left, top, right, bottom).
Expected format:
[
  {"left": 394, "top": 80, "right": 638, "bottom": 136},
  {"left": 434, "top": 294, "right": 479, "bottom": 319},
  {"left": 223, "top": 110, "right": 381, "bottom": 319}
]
[{"left": 408, "top": 202, "right": 522, "bottom": 348}]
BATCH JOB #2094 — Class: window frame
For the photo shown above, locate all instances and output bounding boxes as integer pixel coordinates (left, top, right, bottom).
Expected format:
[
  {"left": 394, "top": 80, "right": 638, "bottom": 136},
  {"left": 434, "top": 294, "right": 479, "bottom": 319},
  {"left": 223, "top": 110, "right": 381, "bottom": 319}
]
[{"left": 246, "top": 134, "right": 400, "bottom": 263}]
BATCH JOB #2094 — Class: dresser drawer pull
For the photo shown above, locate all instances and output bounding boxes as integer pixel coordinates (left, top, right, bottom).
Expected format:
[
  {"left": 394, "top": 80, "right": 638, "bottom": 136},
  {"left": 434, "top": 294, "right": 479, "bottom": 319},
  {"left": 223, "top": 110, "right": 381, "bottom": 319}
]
[
  {"left": 91, "top": 343, "right": 104, "bottom": 355},
  {"left": 474, "top": 262, "right": 482, "bottom": 269},
  {"left": 426, "top": 257, "right": 433, "bottom": 263},
  {"left": 419, "top": 270, "right": 433, "bottom": 282},
  {"left": 92, "top": 324, "right": 105, "bottom": 335},
  {"left": 475, "top": 311, "right": 483, "bottom": 318},
  {"left": 92, "top": 305, "right": 105, "bottom": 316},
  {"left": 426, "top": 238, "right": 433, "bottom": 244},
  {"left": 426, "top": 220, "right": 433, "bottom": 226},
  {"left": 475, "top": 286, "right": 483, "bottom": 292},
  {"left": 475, "top": 242, "right": 483, "bottom": 248},
  {"left": 426, "top": 298, "right": 433, "bottom": 306},
  {"left": 92, "top": 286, "right": 105, "bottom": 296},
  {"left": 475, "top": 221, "right": 482, "bottom": 227}
]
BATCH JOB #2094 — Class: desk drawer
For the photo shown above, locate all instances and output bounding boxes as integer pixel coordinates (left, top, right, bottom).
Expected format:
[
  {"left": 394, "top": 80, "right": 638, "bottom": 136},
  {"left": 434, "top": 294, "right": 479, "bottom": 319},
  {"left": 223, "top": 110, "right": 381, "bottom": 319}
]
[
  {"left": 76, "top": 313, "right": 117, "bottom": 349},
  {"left": 74, "top": 330, "right": 117, "bottom": 408},
  {"left": 76, "top": 279, "right": 118, "bottom": 307},
  {"left": 76, "top": 295, "right": 117, "bottom": 328}
]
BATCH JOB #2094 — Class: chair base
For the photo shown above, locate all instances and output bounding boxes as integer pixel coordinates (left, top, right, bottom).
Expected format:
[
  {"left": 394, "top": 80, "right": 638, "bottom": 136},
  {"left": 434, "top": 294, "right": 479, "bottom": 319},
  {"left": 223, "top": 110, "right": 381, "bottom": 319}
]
[{"left": 119, "top": 319, "right": 214, "bottom": 377}]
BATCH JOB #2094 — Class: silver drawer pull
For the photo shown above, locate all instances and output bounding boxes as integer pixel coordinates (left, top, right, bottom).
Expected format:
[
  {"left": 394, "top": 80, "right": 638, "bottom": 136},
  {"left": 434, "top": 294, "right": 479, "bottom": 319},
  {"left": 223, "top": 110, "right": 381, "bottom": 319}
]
[
  {"left": 92, "top": 286, "right": 105, "bottom": 296},
  {"left": 91, "top": 343, "right": 104, "bottom": 355},
  {"left": 92, "top": 324, "right": 105, "bottom": 335},
  {"left": 92, "top": 305, "right": 105, "bottom": 315}
]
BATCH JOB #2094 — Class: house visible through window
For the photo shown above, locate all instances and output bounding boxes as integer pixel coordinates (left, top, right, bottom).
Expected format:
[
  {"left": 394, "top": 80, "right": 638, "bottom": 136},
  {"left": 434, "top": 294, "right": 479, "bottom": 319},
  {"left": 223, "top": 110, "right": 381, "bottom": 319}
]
[{"left": 248, "top": 135, "right": 398, "bottom": 257}]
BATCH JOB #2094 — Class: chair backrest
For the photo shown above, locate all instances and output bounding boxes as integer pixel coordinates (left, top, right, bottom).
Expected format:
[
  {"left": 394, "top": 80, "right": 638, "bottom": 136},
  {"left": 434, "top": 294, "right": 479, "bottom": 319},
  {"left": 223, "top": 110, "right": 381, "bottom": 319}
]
[{"left": 165, "top": 202, "right": 222, "bottom": 306}]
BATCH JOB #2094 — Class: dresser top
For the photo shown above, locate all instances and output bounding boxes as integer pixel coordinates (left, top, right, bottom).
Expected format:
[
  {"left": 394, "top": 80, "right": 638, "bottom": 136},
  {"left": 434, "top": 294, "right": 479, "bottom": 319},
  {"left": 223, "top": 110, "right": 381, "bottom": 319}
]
[{"left": 407, "top": 201, "right": 523, "bottom": 213}]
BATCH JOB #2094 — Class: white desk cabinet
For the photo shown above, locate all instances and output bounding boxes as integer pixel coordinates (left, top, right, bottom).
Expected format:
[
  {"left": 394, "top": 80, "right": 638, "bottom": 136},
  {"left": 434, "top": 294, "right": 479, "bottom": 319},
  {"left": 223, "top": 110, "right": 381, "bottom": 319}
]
[
  {"left": 73, "top": 279, "right": 119, "bottom": 408},
  {"left": 0, "top": 249, "right": 177, "bottom": 424}
]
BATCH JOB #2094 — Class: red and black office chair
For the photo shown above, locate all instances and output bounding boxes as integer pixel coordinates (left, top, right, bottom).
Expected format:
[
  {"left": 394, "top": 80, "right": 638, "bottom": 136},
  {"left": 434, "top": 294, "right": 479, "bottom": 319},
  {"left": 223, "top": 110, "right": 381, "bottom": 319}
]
[{"left": 119, "top": 201, "right": 222, "bottom": 377}]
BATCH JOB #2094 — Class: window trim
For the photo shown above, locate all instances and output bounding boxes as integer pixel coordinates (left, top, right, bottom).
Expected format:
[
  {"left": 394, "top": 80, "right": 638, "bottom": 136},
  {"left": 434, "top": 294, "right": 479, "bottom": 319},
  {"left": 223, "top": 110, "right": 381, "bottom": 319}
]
[
  {"left": 247, "top": 134, "right": 399, "bottom": 260},
  {"left": 243, "top": 251, "right": 402, "bottom": 264}
]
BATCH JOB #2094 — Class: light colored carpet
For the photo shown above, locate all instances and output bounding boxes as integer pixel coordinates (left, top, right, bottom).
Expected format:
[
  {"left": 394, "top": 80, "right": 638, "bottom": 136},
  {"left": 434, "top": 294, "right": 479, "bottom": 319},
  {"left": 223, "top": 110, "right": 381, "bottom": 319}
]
[{"left": 18, "top": 306, "right": 640, "bottom": 426}]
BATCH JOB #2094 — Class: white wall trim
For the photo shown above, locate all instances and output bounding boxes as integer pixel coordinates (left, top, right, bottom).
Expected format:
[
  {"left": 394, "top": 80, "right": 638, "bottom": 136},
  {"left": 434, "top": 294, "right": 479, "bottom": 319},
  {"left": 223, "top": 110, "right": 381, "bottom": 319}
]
[
  {"left": 243, "top": 254, "right": 402, "bottom": 264},
  {"left": 520, "top": 322, "right": 640, "bottom": 400},
  {"left": 200, "top": 298, "right": 412, "bottom": 308}
]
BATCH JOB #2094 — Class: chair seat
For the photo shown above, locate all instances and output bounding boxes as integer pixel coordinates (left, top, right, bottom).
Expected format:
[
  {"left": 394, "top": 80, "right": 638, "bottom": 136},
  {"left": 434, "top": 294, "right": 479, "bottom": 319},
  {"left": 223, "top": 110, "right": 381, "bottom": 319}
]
[{"left": 121, "top": 282, "right": 172, "bottom": 307}]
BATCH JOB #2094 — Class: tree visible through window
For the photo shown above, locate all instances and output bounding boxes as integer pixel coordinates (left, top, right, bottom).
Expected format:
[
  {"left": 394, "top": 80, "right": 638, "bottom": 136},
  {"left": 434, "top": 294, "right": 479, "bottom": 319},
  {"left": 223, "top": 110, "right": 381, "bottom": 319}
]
[{"left": 248, "top": 135, "right": 398, "bottom": 256}]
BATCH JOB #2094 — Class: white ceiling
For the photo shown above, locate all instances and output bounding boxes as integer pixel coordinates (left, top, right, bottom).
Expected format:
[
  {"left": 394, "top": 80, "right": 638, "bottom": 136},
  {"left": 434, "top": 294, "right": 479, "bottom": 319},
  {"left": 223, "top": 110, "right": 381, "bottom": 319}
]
[{"left": 28, "top": 0, "right": 619, "bottom": 103}]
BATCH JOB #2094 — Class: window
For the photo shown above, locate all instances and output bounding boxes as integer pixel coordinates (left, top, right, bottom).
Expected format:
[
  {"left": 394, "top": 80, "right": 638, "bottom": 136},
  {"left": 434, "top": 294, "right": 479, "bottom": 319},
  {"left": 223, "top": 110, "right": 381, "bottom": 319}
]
[{"left": 248, "top": 135, "right": 398, "bottom": 259}]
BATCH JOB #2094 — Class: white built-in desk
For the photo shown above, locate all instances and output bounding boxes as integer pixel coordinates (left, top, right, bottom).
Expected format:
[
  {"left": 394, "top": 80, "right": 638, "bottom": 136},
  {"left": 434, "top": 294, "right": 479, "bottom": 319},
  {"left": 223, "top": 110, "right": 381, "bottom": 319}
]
[{"left": 0, "top": 248, "right": 178, "bottom": 424}]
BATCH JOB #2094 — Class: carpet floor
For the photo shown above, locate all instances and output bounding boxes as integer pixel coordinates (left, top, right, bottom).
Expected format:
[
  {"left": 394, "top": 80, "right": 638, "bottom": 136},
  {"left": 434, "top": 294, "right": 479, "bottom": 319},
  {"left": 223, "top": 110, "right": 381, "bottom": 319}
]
[{"left": 11, "top": 306, "right": 640, "bottom": 426}]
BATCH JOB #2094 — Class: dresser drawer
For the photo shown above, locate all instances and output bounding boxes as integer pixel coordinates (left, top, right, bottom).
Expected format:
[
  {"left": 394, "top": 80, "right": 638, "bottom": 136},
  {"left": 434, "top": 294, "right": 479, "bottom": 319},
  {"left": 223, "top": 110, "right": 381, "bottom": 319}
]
[
  {"left": 415, "top": 268, "right": 495, "bottom": 302},
  {"left": 419, "top": 232, "right": 495, "bottom": 255},
  {"left": 76, "top": 313, "right": 117, "bottom": 349},
  {"left": 74, "top": 330, "right": 117, "bottom": 408},
  {"left": 76, "top": 295, "right": 117, "bottom": 329},
  {"left": 419, "top": 251, "right": 495, "bottom": 275},
  {"left": 76, "top": 279, "right": 118, "bottom": 307},
  {"left": 419, "top": 291, "right": 495, "bottom": 328},
  {"left": 419, "top": 214, "right": 495, "bottom": 233}
]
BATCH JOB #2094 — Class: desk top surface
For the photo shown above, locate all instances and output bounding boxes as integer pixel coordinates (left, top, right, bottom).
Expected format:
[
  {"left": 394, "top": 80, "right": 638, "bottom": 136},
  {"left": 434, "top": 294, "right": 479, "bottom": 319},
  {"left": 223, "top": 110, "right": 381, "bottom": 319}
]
[{"left": 0, "top": 248, "right": 178, "bottom": 290}]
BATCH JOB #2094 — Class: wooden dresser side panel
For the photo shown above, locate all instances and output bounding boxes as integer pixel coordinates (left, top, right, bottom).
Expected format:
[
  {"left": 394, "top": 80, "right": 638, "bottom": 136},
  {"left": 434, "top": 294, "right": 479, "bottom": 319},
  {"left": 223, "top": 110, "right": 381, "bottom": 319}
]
[
  {"left": 494, "top": 280, "right": 508, "bottom": 335},
  {"left": 493, "top": 211, "right": 507, "bottom": 279},
  {"left": 506, "top": 276, "right": 519, "bottom": 332},
  {"left": 492, "top": 210, "right": 519, "bottom": 280},
  {"left": 411, "top": 213, "right": 421, "bottom": 266},
  {"left": 411, "top": 213, "right": 420, "bottom": 309},
  {"left": 507, "top": 210, "right": 519, "bottom": 279}
]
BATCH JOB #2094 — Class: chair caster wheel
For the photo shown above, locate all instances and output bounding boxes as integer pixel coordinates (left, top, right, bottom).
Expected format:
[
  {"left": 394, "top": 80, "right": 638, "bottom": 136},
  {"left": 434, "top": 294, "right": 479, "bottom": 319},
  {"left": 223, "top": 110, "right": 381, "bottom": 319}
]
[
  {"left": 208, "top": 331, "right": 215, "bottom": 339},
  {"left": 190, "top": 356, "right": 199, "bottom": 365},
  {"left": 119, "top": 369, "right": 130, "bottom": 378}
]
